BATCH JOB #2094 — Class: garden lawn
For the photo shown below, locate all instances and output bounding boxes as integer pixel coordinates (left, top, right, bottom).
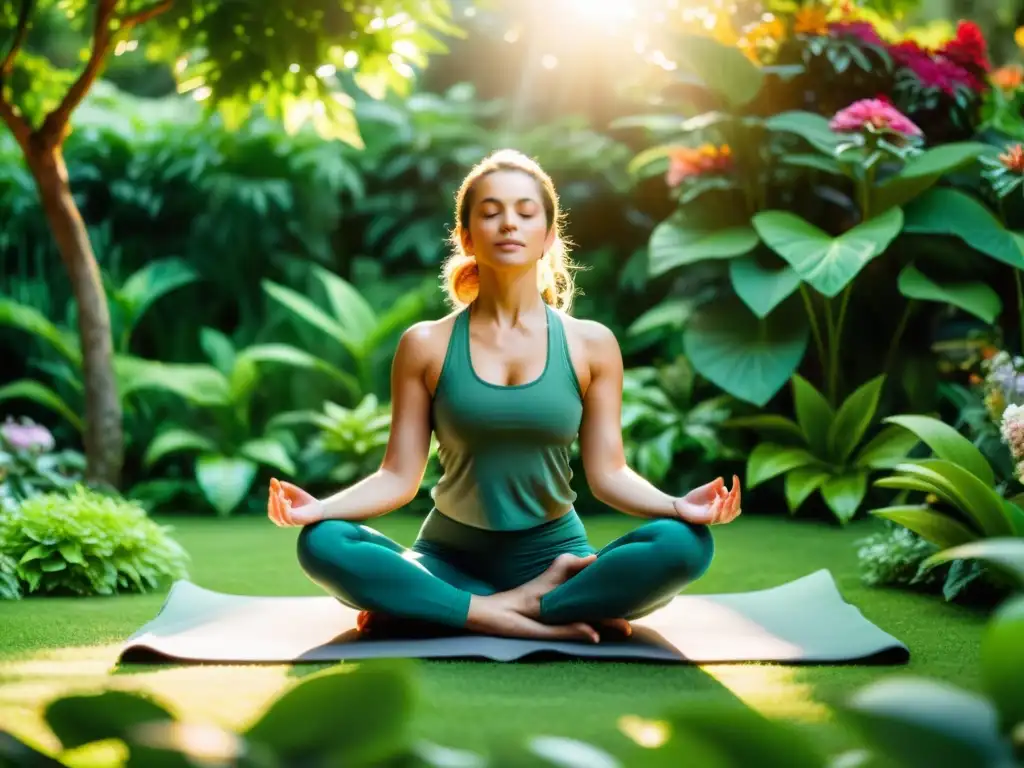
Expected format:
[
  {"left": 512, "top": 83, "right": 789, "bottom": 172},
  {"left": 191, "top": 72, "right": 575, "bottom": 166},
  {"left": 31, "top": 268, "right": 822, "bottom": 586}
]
[{"left": 0, "top": 512, "right": 992, "bottom": 764}]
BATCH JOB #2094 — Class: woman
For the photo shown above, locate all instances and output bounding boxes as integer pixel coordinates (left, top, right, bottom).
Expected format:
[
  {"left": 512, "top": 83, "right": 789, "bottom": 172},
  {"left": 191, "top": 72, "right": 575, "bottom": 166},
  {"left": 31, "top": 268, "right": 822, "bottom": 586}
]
[{"left": 267, "top": 149, "right": 741, "bottom": 644}]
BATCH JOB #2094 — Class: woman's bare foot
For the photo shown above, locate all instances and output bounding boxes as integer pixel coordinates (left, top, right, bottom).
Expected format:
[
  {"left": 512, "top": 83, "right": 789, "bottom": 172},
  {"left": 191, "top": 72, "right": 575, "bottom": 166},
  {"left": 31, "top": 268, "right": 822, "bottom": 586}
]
[
  {"left": 466, "top": 592, "right": 600, "bottom": 643},
  {"left": 505, "top": 553, "right": 597, "bottom": 620}
]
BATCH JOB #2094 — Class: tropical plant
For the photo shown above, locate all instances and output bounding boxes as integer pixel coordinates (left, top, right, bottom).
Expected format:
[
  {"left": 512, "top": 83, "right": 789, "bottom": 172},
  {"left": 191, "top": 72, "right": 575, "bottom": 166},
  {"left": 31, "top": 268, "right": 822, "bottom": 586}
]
[
  {"left": 263, "top": 265, "right": 432, "bottom": 401},
  {"left": 0, "top": 258, "right": 203, "bottom": 433},
  {"left": 729, "top": 374, "right": 919, "bottom": 522},
  {"left": 138, "top": 327, "right": 355, "bottom": 516},
  {"left": 0, "top": 485, "right": 189, "bottom": 597},
  {"left": 0, "top": 0, "right": 461, "bottom": 487},
  {"left": 269, "top": 393, "right": 392, "bottom": 487},
  {"left": 0, "top": 416, "right": 85, "bottom": 508},
  {"left": 870, "top": 415, "right": 1024, "bottom": 575},
  {"left": 621, "top": 30, "right": 1010, "bottom": 411}
]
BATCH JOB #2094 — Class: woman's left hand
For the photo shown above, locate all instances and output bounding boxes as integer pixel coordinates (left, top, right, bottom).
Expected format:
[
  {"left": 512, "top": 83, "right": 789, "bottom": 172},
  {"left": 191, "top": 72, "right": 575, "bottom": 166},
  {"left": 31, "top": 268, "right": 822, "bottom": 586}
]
[{"left": 673, "top": 475, "right": 741, "bottom": 525}]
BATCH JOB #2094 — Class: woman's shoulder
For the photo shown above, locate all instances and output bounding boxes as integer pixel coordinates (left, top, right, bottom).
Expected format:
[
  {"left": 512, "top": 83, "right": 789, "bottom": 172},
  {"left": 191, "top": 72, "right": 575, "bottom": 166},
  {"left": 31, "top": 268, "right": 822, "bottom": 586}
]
[
  {"left": 396, "top": 311, "right": 462, "bottom": 368},
  {"left": 555, "top": 309, "right": 619, "bottom": 353}
]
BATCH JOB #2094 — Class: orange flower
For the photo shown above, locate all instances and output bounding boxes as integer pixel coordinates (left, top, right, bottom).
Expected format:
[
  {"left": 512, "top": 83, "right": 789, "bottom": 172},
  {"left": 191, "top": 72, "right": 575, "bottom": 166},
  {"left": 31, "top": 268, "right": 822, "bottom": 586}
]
[
  {"left": 666, "top": 144, "right": 733, "bottom": 187},
  {"left": 794, "top": 4, "right": 829, "bottom": 36},
  {"left": 1000, "top": 144, "right": 1024, "bottom": 174},
  {"left": 992, "top": 64, "right": 1024, "bottom": 92},
  {"left": 738, "top": 16, "right": 787, "bottom": 63}
]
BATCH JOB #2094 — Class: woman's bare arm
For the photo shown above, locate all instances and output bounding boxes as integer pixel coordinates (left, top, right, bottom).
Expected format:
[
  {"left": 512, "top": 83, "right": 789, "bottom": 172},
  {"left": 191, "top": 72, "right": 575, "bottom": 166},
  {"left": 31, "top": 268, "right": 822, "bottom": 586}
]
[
  {"left": 576, "top": 322, "right": 682, "bottom": 519},
  {"left": 315, "top": 323, "right": 437, "bottom": 521}
]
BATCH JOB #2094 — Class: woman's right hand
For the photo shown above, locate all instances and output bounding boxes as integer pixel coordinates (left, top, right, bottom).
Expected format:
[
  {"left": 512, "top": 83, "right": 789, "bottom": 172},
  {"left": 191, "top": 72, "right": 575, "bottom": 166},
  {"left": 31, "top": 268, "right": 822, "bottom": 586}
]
[{"left": 268, "top": 478, "right": 324, "bottom": 527}]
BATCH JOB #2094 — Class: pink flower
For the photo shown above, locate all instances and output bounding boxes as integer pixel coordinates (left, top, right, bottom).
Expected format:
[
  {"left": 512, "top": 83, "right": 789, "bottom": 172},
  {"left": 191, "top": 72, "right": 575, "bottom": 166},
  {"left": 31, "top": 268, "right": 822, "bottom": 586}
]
[
  {"left": 829, "top": 21, "right": 884, "bottom": 48},
  {"left": 829, "top": 98, "right": 923, "bottom": 137},
  {"left": 1, "top": 418, "right": 55, "bottom": 452}
]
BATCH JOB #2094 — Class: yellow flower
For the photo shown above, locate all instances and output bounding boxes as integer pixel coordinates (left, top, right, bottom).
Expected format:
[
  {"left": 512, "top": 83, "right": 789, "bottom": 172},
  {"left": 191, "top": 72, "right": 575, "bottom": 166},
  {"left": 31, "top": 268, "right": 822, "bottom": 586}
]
[
  {"left": 1015, "top": 25, "right": 1024, "bottom": 48},
  {"left": 794, "top": 4, "right": 829, "bottom": 36}
]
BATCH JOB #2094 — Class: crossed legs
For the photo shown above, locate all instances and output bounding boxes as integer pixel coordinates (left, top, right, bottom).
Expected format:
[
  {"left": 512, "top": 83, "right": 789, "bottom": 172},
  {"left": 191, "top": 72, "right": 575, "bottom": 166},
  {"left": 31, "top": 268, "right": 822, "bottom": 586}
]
[{"left": 296, "top": 516, "right": 714, "bottom": 642}]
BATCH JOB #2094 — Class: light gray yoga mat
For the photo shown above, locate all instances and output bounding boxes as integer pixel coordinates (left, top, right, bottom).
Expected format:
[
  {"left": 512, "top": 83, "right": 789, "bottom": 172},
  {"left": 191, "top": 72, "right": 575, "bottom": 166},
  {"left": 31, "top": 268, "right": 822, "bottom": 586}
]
[{"left": 119, "top": 569, "right": 909, "bottom": 665}]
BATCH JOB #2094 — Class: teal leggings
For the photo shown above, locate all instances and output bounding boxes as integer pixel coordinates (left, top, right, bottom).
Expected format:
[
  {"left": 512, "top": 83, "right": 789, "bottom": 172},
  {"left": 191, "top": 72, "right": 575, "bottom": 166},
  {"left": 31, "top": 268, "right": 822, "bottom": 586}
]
[{"left": 296, "top": 509, "right": 714, "bottom": 629}]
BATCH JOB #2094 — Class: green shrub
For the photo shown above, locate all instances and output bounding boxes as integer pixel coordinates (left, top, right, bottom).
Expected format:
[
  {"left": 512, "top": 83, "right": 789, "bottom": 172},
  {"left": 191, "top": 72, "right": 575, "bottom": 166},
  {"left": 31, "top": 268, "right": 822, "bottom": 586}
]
[
  {"left": 0, "top": 485, "right": 189, "bottom": 597},
  {"left": 856, "top": 522, "right": 944, "bottom": 591}
]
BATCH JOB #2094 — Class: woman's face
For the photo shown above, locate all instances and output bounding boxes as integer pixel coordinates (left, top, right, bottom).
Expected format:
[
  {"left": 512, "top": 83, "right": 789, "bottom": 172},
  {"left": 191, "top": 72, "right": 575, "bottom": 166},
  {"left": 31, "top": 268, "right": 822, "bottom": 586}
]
[{"left": 463, "top": 170, "right": 554, "bottom": 271}]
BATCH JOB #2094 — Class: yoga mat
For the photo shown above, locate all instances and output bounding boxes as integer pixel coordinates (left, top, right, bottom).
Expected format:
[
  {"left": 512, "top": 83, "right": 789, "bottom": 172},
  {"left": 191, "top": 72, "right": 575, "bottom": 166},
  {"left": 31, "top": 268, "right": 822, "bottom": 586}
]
[{"left": 119, "top": 569, "right": 909, "bottom": 665}]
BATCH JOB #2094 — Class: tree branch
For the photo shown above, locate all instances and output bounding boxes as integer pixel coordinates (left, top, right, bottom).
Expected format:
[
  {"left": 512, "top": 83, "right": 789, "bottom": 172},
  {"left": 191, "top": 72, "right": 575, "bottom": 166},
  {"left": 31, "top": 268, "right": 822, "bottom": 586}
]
[
  {"left": 38, "top": 0, "right": 118, "bottom": 146},
  {"left": 0, "top": 0, "right": 34, "bottom": 147},
  {"left": 1, "top": 0, "right": 34, "bottom": 77},
  {"left": 120, "top": 0, "right": 173, "bottom": 31}
]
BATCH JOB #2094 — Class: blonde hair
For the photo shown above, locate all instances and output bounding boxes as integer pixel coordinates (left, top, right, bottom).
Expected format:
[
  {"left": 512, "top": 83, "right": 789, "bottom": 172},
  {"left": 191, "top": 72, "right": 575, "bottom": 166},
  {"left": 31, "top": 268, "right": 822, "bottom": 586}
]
[{"left": 441, "top": 149, "right": 577, "bottom": 312}]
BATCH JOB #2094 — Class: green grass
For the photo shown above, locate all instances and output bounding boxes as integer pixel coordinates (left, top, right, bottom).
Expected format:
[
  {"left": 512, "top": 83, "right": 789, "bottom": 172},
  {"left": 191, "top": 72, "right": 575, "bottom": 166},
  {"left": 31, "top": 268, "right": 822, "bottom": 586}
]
[{"left": 0, "top": 513, "right": 993, "bottom": 763}]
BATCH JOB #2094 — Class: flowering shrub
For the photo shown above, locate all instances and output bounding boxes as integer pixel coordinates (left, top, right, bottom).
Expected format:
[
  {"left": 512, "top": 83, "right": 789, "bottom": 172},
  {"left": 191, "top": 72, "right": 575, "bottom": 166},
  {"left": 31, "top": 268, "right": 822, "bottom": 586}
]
[{"left": 0, "top": 417, "right": 85, "bottom": 509}]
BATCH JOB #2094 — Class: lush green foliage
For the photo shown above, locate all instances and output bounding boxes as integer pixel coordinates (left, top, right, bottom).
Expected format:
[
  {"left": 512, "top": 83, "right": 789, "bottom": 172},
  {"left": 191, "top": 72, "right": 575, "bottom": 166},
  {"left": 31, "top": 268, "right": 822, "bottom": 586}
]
[
  {"left": 0, "top": 485, "right": 189, "bottom": 598},
  {"left": 731, "top": 374, "right": 920, "bottom": 523}
]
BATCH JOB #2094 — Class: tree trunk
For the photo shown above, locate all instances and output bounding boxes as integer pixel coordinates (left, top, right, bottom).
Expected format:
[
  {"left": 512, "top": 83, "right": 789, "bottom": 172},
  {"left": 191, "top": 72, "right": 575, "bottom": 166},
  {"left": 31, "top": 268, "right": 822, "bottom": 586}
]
[{"left": 26, "top": 138, "right": 123, "bottom": 488}]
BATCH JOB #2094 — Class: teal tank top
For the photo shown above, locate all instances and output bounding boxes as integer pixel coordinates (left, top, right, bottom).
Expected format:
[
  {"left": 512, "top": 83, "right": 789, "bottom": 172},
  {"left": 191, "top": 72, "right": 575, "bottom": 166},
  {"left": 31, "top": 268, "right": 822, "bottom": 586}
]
[{"left": 429, "top": 303, "right": 584, "bottom": 531}]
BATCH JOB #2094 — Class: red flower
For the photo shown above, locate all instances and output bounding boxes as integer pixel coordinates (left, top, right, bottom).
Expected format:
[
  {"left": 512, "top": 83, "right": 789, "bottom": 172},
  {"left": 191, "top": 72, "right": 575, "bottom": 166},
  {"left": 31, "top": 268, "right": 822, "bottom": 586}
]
[
  {"left": 890, "top": 39, "right": 981, "bottom": 94},
  {"left": 942, "top": 20, "right": 990, "bottom": 74}
]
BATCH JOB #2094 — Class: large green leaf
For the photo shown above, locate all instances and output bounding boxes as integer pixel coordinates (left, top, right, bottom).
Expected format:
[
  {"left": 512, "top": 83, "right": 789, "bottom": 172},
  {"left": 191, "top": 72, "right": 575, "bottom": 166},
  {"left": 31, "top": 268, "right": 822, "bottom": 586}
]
[
  {"left": 980, "top": 594, "right": 1024, "bottom": 729},
  {"left": 827, "top": 375, "right": 885, "bottom": 462},
  {"left": 764, "top": 111, "right": 841, "bottom": 155},
  {"left": 894, "top": 460, "right": 1011, "bottom": 537},
  {"left": 649, "top": 216, "right": 759, "bottom": 276},
  {"left": 262, "top": 280, "right": 354, "bottom": 354},
  {"left": 366, "top": 289, "right": 429, "bottom": 355},
  {"left": 922, "top": 538, "right": 1024, "bottom": 587},
  {"left": 199, "top": 327, "right": 236, "bottom": 376},
  {"left": 626, "top": 298, "right": 693, "bottom": 337},
  {"left": 871, "top": 142, "right": 989, "bottom": 215},
  {"left": 239, "top": 438, "right": 296, "bottom": 476},
  {"left": 44, "top": 691, "right": 174, "bottom": 751},
  {"left": 838, "top": 678, "right": 1013, "bottom": 768},
  {"left": 751, "top": 208, "right": 903, "bottom": 297},
  {"left": 903, "top": 188, "right": 1024, "bottom": 269},
  {"left": 674, "top": 34, "right": 765, "bottom": 108},
  {"left": 883, "top": 415, "right": 994, "bottom": 486},
  {"left": 869, "top": 505, "right": 979, "bottom": 549},
  {"left": 790, "top": 375, "right": 833, "bottom": 457},
  {"left": 144, "top": 428, "right": 218, "bottom": 467},
  {"left": 728, "top": 256, "right": 802, "bottom": 318},
  {"left": 0, "top": 380, "right": 83, "bottom": 432},
  {"left": 723, "top": 414, "right": 804, "bottom": 443},
  {"left": 117, "top": 258, "right": 201, "bottom": 333},
  {"left": 896, "top": 264, "right": 1002, "bottom": 323},
  {"left": 312, "top": 266, "right": 378, "bottom": 349},
  {"left": 784, "top": 467, "right": 830, "bottom": 513},
  {"left": 683, "top": 298, "right": 809, "bottom": 407},
  {"left": 821, "top": 472, "right": 868, "bottom": 523},
  {"left": 245, "top": 662, "right": 415, "bottom": 765},
  {"left": 747, "top": 443, "right": 820, "bottom": 488},
  {"left": 238, "top": 344, "right": 360, "bottom": 402},
  {"left": 195, "top": 455, "right": 258, "bottom": 516},
  {"left": 854, "top": 425, "right": 921, "bottom": 469},
  {"left": 116, "top": 358, "right": 232, "bottom": 408},
  {"left": 0, "top": 298, "right": 80, "bottom": 364}
]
